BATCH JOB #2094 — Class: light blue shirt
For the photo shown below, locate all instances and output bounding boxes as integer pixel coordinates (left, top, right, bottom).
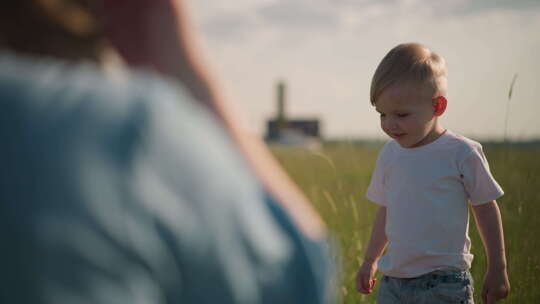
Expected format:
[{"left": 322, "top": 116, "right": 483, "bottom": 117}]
[{"left": 0, "top": 52, "right": 334, "bottom": 304}]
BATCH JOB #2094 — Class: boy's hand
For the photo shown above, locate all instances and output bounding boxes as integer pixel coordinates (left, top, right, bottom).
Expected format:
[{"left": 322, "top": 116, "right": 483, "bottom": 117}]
[
  {"left": 356, "top": 259, "right": 378, "bottom": 294},
  {"left": 481, "top": 268, "right": 510, "bottom": 303},
  {"left": 472, "top": 201, "right": 510, "bottom": 303}
]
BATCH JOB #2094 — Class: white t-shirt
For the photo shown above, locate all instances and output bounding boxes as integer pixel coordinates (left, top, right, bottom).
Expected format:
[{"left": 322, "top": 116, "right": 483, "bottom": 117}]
[{"left": 366, "top": 130, "right": 504, "bottom": 278}]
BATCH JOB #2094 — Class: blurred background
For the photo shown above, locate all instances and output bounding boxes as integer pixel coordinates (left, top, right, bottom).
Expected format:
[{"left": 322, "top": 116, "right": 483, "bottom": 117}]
[
  {"left": 186, "top": 0, "right": 540, "bottom": 142},
  {"left": 186, "top": 2, "right": 540, "bottom": 303},
  {"left": 3, "top": 1, "right": 537, "bottom": 303}
]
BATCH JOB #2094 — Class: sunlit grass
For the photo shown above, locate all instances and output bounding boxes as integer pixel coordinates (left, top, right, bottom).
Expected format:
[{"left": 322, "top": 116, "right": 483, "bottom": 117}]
[{"left": 272, "top": 143, "right": 540, "bottom": 303}]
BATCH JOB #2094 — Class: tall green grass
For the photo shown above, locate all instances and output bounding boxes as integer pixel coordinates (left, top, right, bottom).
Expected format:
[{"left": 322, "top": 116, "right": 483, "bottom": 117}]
[{"left": 272, "top": 143, "right": 540, "bottom": 303}]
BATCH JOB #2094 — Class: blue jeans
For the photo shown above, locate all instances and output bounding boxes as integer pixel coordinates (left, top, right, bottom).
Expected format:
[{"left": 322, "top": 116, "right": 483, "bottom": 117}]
[{"left": 377, "top": 269, "right": 474, "bottom": 304}]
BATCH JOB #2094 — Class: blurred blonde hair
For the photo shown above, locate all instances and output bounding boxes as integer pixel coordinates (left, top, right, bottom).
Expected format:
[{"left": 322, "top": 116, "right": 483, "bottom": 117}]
[
  {"left": 370, "top": 43, "right": 447, "bottom": 105},
  {"left": 0, "top": 0, "right": 104, "bottom": 61}
]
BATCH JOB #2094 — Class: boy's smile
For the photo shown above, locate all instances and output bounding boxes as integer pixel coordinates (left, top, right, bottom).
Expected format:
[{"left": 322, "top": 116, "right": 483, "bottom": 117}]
[{"left": 375, "top": 82, "right": 445, "bottom": 148}]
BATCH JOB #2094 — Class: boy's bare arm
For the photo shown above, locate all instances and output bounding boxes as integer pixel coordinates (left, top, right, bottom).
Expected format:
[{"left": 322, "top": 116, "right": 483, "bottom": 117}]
[
  {"left": 472, "top": 201, "right": 510, "bottom": 303},
  {"left": 364, "top": 206, "right": 388, "bottom": 262},
  {"left": 356, "top": 206, "right": 388, "bottom": 294}
]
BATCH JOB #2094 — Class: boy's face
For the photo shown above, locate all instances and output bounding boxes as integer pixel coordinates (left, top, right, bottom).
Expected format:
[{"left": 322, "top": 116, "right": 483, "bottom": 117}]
[{"left": 375, "top": 83, "right": 442, "bottom": 148}]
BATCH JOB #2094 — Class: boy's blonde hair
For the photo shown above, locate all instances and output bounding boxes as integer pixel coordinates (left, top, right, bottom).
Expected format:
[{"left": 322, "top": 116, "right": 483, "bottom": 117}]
[{"left": 370, "top": 43, "right": 447, "bottom": 105}]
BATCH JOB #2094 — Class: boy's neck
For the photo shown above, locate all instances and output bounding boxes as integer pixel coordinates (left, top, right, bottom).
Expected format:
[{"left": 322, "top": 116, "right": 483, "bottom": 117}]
[
  {"left": 411, "top": 121, "right": 446, "bottom": 148},
  {"left": 427, "top": 123, "right": 447, "bottom": 144}
]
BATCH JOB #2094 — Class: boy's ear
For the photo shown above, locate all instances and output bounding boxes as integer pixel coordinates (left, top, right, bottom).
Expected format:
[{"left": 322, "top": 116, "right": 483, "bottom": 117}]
[{"left": 433, "top": 96, "right": 447, "bottom": 116}]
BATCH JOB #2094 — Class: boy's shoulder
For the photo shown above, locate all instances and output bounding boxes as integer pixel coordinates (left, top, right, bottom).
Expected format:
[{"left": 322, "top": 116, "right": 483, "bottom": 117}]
[
  {"left": 444, "top": 130, "right": 483, "bottom": 155},
  {"left": 376, "top": 132, "right": 484, "bottom": 163},
  {"left": 379, "top": 132, "right": 482, "bottom": 154}
]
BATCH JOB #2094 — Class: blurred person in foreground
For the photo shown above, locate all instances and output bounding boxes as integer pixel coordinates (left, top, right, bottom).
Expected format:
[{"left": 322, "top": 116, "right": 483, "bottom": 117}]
[{"left": 0, "top": 1, "right": 335, "bottom": 303}]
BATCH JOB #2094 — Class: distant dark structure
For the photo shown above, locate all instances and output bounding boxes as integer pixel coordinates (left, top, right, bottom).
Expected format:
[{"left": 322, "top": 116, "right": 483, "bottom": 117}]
[{"left": 265, "top": 81, "right": 321, "bottom": 146}]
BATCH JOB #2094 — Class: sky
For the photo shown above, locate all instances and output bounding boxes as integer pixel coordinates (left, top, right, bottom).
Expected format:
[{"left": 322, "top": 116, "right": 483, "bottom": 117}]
[{"left": 185, "top": 0, "right": 540, "bottom": 141}]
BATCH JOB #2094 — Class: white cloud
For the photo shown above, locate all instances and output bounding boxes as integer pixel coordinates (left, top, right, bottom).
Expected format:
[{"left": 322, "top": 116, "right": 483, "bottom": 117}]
[
  {"left": 257, "top": 0, "right": 339, "bottom": 29},
  {"left": 188, "top": 0, "right": 540, "bottom": 140}
]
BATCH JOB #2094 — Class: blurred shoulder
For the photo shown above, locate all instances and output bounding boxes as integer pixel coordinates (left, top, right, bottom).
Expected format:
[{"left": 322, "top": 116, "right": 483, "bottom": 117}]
[{"left": 0, "top": 50, "right": 258, "bottom": 202}]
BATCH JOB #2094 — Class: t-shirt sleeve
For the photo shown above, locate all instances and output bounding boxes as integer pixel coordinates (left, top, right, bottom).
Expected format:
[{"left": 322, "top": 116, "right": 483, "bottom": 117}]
[
  {"left": 366, "top": 149, "right": 387, "bottom": 206},
  {"left": 459, "top": 145, "right": 504, "bottom": 205}
]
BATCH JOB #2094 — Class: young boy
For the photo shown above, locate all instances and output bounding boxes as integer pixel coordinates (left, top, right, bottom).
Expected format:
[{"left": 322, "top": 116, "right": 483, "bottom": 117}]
[{"left": 356, "top": 43, "right": 510, "bottom": 303}]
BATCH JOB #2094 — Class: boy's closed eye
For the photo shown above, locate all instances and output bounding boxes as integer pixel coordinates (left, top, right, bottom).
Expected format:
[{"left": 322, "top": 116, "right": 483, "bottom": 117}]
[{"left": 396, "top": 113, "right": 409, "bottom": 118}]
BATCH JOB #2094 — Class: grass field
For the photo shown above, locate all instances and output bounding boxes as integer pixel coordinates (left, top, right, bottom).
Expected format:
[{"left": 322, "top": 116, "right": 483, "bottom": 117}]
[{"left": 272, "top": 143, "right": 540, "bottom": 303}]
